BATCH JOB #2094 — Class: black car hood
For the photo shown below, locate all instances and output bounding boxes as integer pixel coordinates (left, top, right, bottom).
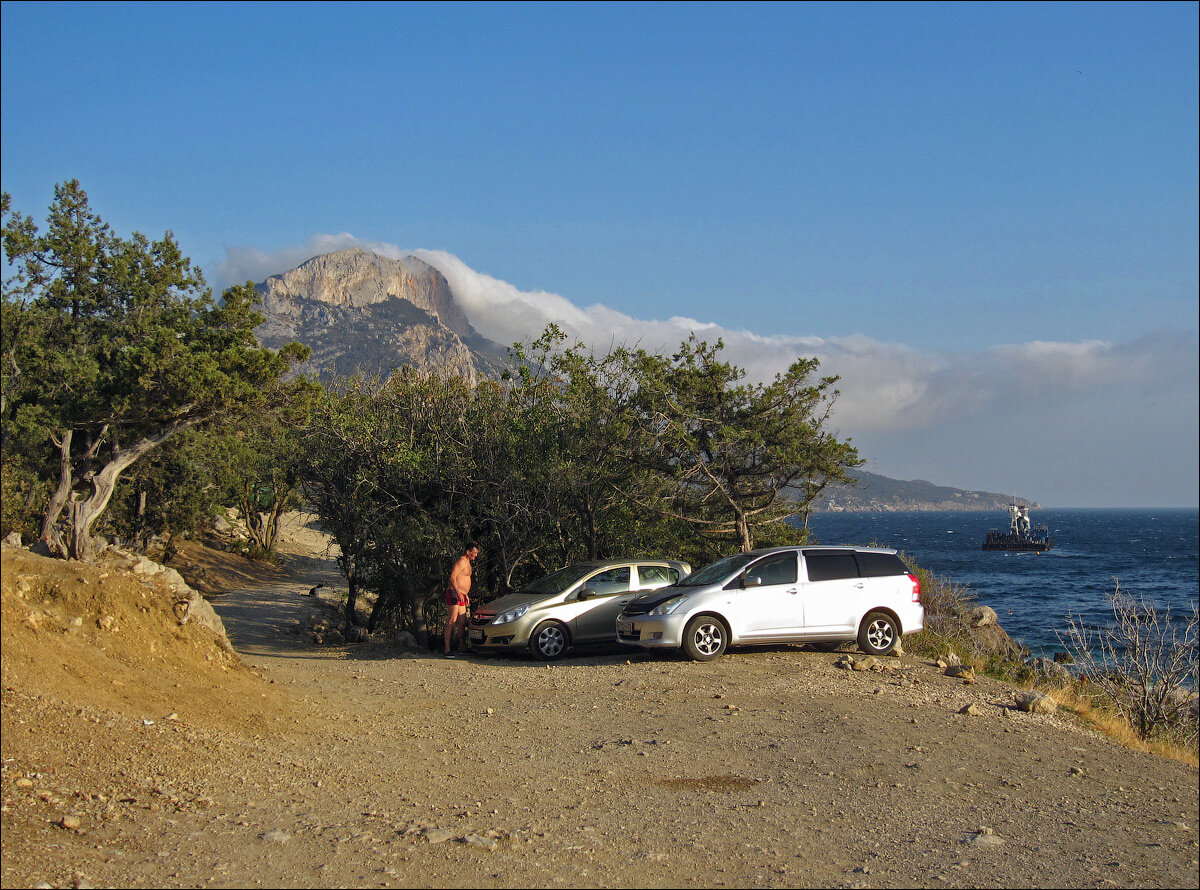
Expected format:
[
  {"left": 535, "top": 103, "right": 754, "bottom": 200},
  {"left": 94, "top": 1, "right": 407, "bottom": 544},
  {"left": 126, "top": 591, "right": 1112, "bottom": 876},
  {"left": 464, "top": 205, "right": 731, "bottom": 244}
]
[{"left": 622, "top": 586, "right": 684, "bottom": 615}]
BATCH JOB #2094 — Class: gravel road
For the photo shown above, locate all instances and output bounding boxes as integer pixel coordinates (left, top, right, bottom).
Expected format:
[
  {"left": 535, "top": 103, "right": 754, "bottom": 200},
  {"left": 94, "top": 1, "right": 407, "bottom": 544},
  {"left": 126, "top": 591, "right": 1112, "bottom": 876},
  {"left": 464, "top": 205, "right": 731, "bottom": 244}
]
[{"left": 2, "top": 516, "right": 1197, "bottom": 888}]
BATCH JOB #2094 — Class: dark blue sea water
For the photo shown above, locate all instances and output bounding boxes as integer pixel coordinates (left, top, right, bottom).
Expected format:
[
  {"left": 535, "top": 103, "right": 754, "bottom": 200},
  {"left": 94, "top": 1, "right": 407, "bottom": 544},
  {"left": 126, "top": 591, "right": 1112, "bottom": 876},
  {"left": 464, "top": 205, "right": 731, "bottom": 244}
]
[{"left": 804, "top": 509, "right": 1199, "bottom": 657}]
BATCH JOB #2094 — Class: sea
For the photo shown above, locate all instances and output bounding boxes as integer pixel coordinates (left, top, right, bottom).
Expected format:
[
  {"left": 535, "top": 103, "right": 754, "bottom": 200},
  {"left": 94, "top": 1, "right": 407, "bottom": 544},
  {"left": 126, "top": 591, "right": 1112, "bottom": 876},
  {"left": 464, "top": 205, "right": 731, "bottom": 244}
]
[{"left": 804, "top": 508, "right": 1199, "bottom": 658}]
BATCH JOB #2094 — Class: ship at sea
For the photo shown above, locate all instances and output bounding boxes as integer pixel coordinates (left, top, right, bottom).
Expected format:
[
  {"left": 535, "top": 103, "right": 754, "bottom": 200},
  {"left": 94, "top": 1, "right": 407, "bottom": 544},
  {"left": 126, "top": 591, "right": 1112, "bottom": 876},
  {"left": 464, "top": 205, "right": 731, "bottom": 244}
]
[{"left": 982, "top": 503, "right": 1053, "bottom": 553}]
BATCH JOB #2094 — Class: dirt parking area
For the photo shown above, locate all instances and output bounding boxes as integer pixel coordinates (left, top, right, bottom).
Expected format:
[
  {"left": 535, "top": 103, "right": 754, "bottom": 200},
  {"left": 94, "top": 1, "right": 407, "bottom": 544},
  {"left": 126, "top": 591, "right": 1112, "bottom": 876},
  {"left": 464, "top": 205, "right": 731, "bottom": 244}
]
[{"left": 2, "top": 515, "right": 1197, "bottom": 888}]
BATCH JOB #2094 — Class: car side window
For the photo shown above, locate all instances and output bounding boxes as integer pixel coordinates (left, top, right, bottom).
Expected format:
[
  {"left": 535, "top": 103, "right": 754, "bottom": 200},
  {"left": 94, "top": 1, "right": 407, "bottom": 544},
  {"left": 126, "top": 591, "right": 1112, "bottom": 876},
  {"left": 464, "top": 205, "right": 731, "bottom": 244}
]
[
  {"left": 637, "top": 565, "right": 674, "bottom": 587},
  {"left": 803, "top": 553, "right": 860, "bottom": 582},
  {"left": 585, "top": 567, "right": 631, "bottom": 595},
  {"left": 747, "top": 553, "right": 798, "bottom": 586}
]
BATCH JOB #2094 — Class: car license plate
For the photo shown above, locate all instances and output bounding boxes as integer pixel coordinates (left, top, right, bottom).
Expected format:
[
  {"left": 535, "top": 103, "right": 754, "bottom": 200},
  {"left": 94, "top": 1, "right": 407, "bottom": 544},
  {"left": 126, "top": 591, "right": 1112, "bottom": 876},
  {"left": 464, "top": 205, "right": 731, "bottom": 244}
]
[
  {"left": 616, "top": 619, "right": 631, "bottom": 635},
  {"left": 469, "top": 629, "right": 484, "bottom": 643}
]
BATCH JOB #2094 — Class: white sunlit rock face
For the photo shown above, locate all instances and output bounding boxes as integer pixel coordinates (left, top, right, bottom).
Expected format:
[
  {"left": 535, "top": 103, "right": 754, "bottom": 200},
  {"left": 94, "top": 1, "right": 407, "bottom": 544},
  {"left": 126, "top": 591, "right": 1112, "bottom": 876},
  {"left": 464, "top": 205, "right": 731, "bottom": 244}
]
[{"left": 252, "top": 248, "right": 504, "bottom": 384}]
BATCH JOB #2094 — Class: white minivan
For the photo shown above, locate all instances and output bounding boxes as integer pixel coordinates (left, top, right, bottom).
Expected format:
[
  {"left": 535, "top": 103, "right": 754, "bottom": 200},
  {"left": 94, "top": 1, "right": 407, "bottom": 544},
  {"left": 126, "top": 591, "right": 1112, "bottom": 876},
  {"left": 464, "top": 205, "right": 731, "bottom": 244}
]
[{"left": 615, "top": 546, "right": 923, "bottom": 661}]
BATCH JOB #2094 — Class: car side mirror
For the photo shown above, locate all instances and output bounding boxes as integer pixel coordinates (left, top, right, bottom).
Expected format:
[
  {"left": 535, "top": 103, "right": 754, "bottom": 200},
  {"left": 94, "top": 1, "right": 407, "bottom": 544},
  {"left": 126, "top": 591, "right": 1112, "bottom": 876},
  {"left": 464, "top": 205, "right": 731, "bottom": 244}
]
[
  {"left": 743, "top": 575, "right": 763, "bottom": 588},
  {"left": 577, "top": 587, "right": 597, "bottom": 601}
]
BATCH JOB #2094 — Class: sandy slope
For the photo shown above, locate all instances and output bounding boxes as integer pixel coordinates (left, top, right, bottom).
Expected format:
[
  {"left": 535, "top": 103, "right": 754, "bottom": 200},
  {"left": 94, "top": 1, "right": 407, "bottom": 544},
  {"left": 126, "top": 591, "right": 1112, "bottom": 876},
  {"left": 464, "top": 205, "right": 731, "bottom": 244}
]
[{"left": 2, "top": 514, "right": 1197, "bottom": 888}]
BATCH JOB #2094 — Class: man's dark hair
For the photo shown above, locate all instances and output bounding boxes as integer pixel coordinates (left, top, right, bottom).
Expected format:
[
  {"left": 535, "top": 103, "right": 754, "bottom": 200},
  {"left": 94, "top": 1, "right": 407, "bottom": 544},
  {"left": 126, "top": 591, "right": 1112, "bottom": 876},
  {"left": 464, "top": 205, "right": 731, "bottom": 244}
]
[{"left": 465, "top": 542, "right": 480, "bottom": 553}]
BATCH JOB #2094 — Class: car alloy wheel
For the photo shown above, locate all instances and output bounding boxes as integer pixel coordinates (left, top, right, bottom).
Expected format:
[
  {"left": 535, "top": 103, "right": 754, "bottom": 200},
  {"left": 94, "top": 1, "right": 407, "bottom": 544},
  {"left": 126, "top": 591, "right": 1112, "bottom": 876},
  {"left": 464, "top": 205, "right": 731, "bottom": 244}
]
[
  {"left": 683, "top": 615, "right": 728, "bottom": 661},
  {"left": 530, "top": 621, "right": 569, "bottom": 660},
  {"left": 858, "top": 611, "right": 899, "bottom": 656}
]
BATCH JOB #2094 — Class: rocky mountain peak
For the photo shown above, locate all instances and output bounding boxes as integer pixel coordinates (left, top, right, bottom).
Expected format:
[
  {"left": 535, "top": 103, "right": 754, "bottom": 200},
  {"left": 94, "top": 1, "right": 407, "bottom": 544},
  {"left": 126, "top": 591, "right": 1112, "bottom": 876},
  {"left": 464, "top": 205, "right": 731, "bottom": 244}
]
[
  {"left": 257, "top": 248, "right": 475, "bottom": 340},
  {"left": 253, "top": 249, "right": 506, "bottom": 384}
]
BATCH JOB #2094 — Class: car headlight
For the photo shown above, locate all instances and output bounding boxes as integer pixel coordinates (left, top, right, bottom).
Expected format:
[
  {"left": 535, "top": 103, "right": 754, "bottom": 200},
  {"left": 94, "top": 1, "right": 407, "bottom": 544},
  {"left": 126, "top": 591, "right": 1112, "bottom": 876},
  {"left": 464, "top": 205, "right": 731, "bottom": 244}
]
[
  {"left": 492, "top": 604, "right": 530, "bottom": 625},
  {"left": 649, "top": 595, "right": 689, "bottom": 616}
]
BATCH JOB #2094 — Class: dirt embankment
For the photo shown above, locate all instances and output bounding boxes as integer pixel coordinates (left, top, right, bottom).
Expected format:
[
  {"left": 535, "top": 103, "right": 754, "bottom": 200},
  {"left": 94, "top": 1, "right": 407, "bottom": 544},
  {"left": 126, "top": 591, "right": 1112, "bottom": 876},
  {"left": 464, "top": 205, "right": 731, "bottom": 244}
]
[{"left": 2, "top": 515, "right": 1197, "bottom": 889}]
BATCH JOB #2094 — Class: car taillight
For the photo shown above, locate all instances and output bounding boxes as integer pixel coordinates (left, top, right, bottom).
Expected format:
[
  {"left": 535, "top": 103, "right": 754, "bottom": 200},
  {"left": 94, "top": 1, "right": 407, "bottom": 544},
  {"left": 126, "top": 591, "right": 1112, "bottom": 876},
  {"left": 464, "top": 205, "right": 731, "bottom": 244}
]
[{"left": 908, "top": 572, "right": 921, "bottom": 603}]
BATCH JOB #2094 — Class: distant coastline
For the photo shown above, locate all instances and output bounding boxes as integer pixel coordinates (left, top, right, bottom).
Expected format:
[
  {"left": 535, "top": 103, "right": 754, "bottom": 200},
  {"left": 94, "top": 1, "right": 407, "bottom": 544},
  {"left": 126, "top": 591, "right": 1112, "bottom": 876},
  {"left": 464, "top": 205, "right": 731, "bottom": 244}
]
[
  {"left": 808, "top": 468, "right": 1040, "bottom": 513},
  {"left": 814, "top": 504, "right": 1034, "bottom": 513},
  {"left": 812, "top": 504, "right": 1200, "bottom": 513}
]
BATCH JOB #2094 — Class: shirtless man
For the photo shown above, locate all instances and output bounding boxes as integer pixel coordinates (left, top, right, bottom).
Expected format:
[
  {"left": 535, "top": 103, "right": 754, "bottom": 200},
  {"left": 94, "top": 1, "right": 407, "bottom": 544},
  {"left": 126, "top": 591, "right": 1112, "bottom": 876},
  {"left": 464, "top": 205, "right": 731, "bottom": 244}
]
[{"left": 443, "top": 543, "right": 480, "bottom": 657}]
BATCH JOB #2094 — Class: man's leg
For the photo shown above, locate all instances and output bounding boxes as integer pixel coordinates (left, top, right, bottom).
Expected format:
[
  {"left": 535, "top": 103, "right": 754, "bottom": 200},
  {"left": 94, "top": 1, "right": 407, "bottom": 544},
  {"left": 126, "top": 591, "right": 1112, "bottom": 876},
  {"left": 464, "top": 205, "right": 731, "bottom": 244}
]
[
  {"left": 444, "top": 604, "right": 461, "bottom": 654},
  {"left": 456, "top": 610, "right": 469, "bottom": 649}
]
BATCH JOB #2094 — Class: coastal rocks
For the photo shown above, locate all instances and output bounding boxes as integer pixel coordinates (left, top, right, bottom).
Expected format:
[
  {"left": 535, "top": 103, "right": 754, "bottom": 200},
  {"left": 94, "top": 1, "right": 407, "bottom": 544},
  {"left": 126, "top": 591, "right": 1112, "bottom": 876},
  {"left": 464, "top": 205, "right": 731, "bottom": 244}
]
[
  {"left": 1014, "top": 691, "right": 1058, "bottom": 715},
  {"left": 836, "top": 654, "right": 883, "bottom": 672},
  {"left": 970, "top": 606, "right": 999, "bottom": 627},
  {"left": 945, "top": 664, "right": 977, "bottom": 683},
  {"left": 966, "top": 623, "right": 1029, "bottom": 662},
  {"left": 1027, "top": 656, "right": 1072, "bottom": 683},
  {"left": 936, "top": 655, "right": 977, "bottom": 682}
]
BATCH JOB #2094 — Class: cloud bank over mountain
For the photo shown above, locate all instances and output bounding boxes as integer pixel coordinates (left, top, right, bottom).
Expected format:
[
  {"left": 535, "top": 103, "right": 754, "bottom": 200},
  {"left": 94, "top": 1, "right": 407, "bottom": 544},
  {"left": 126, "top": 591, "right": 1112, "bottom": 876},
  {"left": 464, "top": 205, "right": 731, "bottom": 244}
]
[{"left": 219, "top": 237, "right": 1198, "bottom": 507}]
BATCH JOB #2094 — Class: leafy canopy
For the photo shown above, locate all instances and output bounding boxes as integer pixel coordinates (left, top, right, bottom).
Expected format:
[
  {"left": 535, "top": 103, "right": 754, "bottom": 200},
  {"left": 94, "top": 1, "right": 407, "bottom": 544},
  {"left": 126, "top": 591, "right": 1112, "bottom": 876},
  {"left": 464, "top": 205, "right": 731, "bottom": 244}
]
[{"left": 1, "top": 180, "right": 303, "bottom": 560}]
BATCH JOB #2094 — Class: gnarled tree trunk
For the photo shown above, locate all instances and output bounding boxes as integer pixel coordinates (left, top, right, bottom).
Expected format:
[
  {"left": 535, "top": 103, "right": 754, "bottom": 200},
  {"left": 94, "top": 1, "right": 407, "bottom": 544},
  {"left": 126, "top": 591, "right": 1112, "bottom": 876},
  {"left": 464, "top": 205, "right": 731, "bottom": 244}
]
[{"left": 41, "top": 416, "right": 203, "bottom": 563}]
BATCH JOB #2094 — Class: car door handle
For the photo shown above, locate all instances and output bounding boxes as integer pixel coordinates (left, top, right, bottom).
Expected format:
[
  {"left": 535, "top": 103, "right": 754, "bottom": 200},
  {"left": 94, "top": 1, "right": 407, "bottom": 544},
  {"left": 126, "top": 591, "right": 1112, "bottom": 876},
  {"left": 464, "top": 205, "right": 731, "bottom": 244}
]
[{"left": 787, "top": 588, "right": 799, "bottom": 594}]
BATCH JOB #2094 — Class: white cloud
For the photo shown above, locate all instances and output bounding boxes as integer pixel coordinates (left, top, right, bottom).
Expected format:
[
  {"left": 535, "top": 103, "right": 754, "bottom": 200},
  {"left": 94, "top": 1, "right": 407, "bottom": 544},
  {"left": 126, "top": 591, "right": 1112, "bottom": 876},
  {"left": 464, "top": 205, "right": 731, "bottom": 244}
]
[
  {"left": 216, "top": 236, "right": 1198, "bottom": 505},
  {"left": 215, "top": 234, "right": 410, "bottom": 289},
  {"left": 409, "top": 248, "right": 1195, "bottom": 436}
]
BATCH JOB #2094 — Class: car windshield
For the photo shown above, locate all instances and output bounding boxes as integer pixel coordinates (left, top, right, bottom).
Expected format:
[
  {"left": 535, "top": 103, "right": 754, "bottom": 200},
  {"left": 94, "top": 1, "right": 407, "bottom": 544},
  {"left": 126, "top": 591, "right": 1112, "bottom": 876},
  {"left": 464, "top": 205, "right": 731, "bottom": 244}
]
[
  {"left": 518, "top": 564, "right": 598, "bottom": 596},
  {"left": 676, "top": 553, "right": 759, "bottom": 587}
]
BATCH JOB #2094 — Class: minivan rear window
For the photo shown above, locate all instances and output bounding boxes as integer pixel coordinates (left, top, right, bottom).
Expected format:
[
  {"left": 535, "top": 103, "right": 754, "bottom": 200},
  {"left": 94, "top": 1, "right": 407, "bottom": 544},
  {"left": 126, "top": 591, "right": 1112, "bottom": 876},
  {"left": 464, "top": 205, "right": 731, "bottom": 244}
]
[
  {"left": 804, "top": 552, "right": 859, "bottom": 582},
  {"left": 855, "top": 552, "right": 908, "bottom": 577}
]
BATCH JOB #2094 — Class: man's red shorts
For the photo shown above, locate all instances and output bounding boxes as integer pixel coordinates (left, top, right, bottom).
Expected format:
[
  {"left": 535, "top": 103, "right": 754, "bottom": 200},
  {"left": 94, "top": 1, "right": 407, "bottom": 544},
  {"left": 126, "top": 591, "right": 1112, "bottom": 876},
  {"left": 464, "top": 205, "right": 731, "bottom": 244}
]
[{"left": 445, "top": 587, "right": 468, "bottom": 607}]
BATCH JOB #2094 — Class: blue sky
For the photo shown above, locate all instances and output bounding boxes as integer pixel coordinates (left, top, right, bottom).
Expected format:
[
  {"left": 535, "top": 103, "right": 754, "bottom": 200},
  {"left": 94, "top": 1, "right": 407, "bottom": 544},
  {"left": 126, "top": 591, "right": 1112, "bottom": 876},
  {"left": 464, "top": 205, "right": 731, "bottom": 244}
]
[{"left": 3, "top": 1, "right": 1197, "bottom": 507}]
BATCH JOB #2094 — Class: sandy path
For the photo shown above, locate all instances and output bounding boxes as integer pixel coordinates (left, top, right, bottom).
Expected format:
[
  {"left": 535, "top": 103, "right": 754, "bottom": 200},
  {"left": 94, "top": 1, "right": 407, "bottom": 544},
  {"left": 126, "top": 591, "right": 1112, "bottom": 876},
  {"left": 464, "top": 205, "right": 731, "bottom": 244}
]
[
  {"left": 2, "top": 514, "right": 1196, "bottom": 888},
  {"left": 192, "top": 516, "right": 1199, "bottom": 888}
]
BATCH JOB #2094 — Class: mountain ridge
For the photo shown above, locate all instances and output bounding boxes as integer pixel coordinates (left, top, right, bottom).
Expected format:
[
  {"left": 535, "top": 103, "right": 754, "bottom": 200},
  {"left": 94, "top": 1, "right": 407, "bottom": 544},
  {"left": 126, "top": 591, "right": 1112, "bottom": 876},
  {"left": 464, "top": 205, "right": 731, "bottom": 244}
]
[
  {"left": 813, "top": 469, "right": 1039, "bottom": 513},
  {"left": 253, "top": 248, "right": 509, "bottom": 382}
]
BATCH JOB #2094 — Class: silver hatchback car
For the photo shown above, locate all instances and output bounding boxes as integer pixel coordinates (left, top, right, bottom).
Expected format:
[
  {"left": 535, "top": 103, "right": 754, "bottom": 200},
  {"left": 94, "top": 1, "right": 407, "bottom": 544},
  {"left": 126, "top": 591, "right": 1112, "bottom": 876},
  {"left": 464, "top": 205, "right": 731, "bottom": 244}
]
[
  {"left": 468, "top": 559, "right": 691, "bottom": 660},
  {"left": 615, "top": 546, "right": 923, "bottom": 661}
]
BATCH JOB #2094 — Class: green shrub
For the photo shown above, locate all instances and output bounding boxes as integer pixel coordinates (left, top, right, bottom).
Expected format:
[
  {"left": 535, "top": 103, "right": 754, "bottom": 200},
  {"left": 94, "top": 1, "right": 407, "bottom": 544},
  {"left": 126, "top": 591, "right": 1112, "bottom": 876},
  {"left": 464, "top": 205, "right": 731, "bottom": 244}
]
[{"left": 899, "top": 556, "right": 1029, "bottom": 674}]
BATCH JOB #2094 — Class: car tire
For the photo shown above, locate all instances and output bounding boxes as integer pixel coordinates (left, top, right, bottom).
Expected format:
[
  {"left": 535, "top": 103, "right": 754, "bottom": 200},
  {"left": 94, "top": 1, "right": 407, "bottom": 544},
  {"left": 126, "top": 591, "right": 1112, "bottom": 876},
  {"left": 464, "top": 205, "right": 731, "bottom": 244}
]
[
  {"left": 529, "top": 621, "right": 570, "bottom": 661},
  {"left": 858, "top": 611, "right": 899, "bottom": 656},
  {"left": 682, "top": 615, "right": 728, "bottom": 662}
]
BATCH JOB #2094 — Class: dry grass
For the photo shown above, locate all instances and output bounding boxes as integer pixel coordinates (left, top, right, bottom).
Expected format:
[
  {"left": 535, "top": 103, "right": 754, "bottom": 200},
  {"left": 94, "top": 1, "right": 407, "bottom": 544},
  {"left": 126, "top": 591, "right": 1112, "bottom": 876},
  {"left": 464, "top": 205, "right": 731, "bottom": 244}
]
[
  {"left": 902, "top": 558, "right": 1199, "bottom": 764},
  {"left": 1043, "top": 682, "right": 1200, "bottom": 768}
]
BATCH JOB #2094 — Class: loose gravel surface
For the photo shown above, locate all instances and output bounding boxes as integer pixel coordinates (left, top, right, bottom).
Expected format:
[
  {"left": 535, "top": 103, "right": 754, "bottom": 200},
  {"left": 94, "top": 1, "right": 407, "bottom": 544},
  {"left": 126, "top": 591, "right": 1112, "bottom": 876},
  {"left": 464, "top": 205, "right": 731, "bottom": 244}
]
[{"left": 2, "top": 515, "right": 1197, "bottom": 888}]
